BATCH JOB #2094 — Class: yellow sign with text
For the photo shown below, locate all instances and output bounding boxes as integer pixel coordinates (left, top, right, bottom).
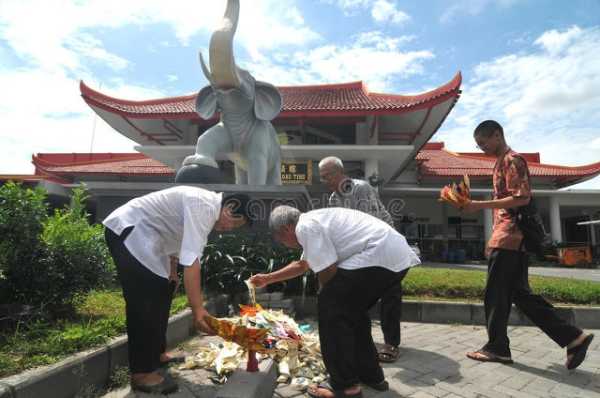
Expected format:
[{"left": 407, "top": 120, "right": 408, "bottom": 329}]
[{"left": 281, "top": 160, "right": 313, "bottom": 185}]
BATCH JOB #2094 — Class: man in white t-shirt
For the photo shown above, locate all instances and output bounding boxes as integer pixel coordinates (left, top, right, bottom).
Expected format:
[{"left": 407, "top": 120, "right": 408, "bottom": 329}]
[
  {"left": 103, "top": 186, "right": 251, "bottom": 394},
  {"left": 250, "top": 205, "right": 420, "bottom": 398}
]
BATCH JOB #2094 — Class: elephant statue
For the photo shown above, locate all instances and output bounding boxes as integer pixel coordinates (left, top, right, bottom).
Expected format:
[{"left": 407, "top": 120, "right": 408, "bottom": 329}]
[{"left": 176, "top": 0, "right": 282, "bottom": 185}]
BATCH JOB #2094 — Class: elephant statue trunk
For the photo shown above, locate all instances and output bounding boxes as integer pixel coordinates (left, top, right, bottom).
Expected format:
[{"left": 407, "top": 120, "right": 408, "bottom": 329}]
[
  {"left": 207, "top": 0, "right": 240, "bottom": 89},
  {"left": 176, "top": 0, "right": 283, "bottom": 185}
]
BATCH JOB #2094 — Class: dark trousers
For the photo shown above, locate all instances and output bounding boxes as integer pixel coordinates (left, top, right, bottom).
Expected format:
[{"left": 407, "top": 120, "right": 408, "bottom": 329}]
[
  {"left": 318, "top": 267, "right": 409, "bottom": 390},
  {"left": 380, "top": 281, "right": 403, "bottom": 347},
  {"left": 483, "top": 248, "right": 582, "bottom": 357},
  {"left": 105, "top": 227, "right": 175, "bottom": 374}
]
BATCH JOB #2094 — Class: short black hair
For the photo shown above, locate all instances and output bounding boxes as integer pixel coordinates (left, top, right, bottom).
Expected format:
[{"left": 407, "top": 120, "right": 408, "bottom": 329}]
[
  {"left": 474, "top": 120, "right": 504, "bottom": 138},
  {"left": 221, "top": 193, "right": 253, "bottom": 225}
]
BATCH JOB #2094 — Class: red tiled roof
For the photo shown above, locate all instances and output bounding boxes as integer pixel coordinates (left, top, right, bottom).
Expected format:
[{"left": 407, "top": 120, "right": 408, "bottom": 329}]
[
  {"left": 32, "top": 153, "right": 174, "bottom": 178},
  {"left": 32, "top": 144, "right": 600, "bottom": 188},
  {"left": 80, "top": 72, "right": 462, "bottom": 119},
  {"left": 418, "top": 143, "right": 600, "bottom": 186}
]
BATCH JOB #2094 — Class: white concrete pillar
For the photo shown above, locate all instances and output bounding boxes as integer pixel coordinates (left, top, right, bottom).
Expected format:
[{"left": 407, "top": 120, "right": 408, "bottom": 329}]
[
  {"left": 355, "top": 122, "right": 369, "bottom": 145},
  {"left": 368, "top": 116, "right": 379, "bottom": 145},
  {"left": 549, "top": 196, "right": 562, "bottom": 243},
  {"left": 365, "top": 158, "right": 379, "bottom": 185},
  {"left": 483, "top": 194, "right": 493, "bottom": 244}
]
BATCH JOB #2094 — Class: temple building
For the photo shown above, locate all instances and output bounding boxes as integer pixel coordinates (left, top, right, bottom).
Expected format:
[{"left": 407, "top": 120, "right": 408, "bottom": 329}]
[{"left": 3, "top": 72, "right": 600, "bottom": 260}]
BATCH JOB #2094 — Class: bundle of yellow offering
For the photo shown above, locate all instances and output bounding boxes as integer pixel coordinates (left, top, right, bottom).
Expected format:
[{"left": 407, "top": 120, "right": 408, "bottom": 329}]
[
  {"left": 439, "top": 174, "right": 471, "bottom": 208},
  {"left": 206, "top": 310, "right": 269, "bottom": 352}
]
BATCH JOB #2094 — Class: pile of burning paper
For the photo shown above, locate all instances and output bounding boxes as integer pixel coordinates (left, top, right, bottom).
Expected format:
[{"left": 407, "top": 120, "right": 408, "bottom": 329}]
[
  {"left": 439, "top": 174, "right": 471, "bottom": 208},
  {"left": 180, "top": 282, "right": 327, "bottom": 389}
]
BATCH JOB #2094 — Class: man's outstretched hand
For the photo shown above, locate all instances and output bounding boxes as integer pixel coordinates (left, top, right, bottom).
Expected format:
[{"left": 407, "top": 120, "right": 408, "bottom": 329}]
[
  {"left": 248, "top": 274, "right": 270, "bottom": 288},
  {"left": 193, "top": 307, "right": 216, "bottom": 335}
]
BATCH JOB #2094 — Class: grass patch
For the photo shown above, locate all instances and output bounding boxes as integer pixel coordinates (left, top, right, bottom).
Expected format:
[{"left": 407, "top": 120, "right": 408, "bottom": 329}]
[
  {"left": 403, "top": 267, "right": 600, "bottom": 305},
  {"left": 2, "top": 268, "right": 599, "bottom": 379},
  {"left": 0, "top": 289, "right": 188, "bottom": 378}
]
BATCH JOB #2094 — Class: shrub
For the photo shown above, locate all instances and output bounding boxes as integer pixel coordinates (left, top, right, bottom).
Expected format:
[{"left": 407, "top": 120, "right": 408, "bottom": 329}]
[
  {"left": 36, "top": 188, "right": 113, "bottom": 311},
  {"left": 0, "top": 182, "right": 48, "bottom": 302},
  {"left": 201, "top": 232, "right": 316, "bottom": 295},
  {"left": 0, "top": 185, "right": 113, "bottom": 314}
]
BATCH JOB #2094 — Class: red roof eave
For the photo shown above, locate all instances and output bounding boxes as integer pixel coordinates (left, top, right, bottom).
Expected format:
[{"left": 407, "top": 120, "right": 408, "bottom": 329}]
[
  {"left": 417, "top": 148, "right": 600, "bottom": 182},
  {"left": 79, "top": 72, "right": 462, "bottom": 121}
]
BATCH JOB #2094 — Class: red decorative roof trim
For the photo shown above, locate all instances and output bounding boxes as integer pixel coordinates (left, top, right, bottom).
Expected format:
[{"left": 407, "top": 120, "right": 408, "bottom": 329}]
[
  {"left": 417, "top": 143, "right": 600, "bottom": 185},
  {"left": 80, "top": 72, "right": 462, "bottom": 120}
]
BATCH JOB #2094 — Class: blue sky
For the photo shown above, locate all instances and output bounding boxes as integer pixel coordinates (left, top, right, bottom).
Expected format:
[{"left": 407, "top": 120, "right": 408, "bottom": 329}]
[{"left": 1, "top": 0, "right": 599, "bottom": 188}]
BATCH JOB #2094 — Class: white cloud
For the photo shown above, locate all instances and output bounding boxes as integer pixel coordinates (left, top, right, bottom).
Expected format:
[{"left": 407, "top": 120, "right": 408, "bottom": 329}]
[
  {"left": 440, "top": 0, "right": 519, "bottom": 24},
  {"left": 325, "top": 0, "right": 372, "bottom": 14},
  {"left": 0, "top": 1, "right": 319, "bottom": 72},
  {"left": 246, "top": 31, "right": 433, "bottom": 91},
  {"left": 0, "top": 0, "right": 320, "bottom": 175},
  {"left": 0, "top": 67, "right": 165, "bottom": 174},
  {"left": 534, "top": 25, "right": 582, "bottom": 55},
  {"left": 323, "top": 0, "right": 410, "bottom": 25},
  {"left": 436, "top": 25, "right": 600, "bottom": 189},
  {"left": 65, "top": 34, "right": 130, "bottom": 71},
  {"left": 371, "top": 0, "right": 410, "bottom": 25}
]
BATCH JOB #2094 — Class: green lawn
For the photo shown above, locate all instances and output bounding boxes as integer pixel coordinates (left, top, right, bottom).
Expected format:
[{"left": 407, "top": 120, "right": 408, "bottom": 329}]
[
  {"left": 0, "top": 290, "right": 188, "bottom": 378},
  {"left": 403, "top": 267, "right": 600, "bottom": 305},
  {"left": 2, "top": 268, "right": 599, "bottom": 378}
]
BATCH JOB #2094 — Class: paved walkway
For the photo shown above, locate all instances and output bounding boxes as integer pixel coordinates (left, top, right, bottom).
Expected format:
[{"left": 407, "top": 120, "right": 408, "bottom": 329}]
[
  {"left": 104, "top": 321, "right": 599, "bottom": 398},
  {"left": 422, "top": 262, "right": 600, "bottom": 282},
  {"left": 277, "top": 321, "right": 600, "bottom": 398}
]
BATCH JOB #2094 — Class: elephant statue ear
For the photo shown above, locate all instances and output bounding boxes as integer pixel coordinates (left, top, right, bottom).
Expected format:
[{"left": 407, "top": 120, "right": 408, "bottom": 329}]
[
  {"left": 195, "top": 85, "right": 217, "bottom": 119},
  {"left": 254, "top": 81, "right": 282, "bottom": 121}
]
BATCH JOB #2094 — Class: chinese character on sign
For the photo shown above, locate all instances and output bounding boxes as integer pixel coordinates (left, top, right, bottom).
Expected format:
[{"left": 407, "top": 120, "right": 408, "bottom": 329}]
[{"left": 280, "top": 160, "right": 313, "bottom": 185}]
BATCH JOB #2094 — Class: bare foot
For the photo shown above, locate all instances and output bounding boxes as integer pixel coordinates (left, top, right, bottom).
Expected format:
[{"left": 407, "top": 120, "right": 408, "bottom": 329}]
[
  {"left": 307, "top": 383, "right": 361, "bottom": 397},
  {"left": 160, "top": 352, "right": 173, "bottom": 362},
  {"left": 466, "top": 350, "right": 513, "bottom": 363}
]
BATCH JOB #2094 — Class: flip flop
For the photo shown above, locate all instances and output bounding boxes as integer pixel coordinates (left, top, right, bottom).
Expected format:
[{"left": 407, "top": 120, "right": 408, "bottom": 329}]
[
  {"left": 466, "top": 349, "right": 513, "bottom": 364},
  {"left": 307, "top": 381, "right": 363, "bottom": 398},
  {"left": 377, "top": 345, "right": 400, "bottom": 363},
  {"left": 567, "top": 334, "right": 594, "bottom": 370}
]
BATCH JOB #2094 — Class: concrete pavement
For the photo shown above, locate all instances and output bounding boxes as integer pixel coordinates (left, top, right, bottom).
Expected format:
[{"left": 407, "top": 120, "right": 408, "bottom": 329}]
[
  {"left": 276, "top": 321, "right": 600, "bottom": 398},
  {"left": 102, "top": 321, "right": 600, "bottom": 398}
]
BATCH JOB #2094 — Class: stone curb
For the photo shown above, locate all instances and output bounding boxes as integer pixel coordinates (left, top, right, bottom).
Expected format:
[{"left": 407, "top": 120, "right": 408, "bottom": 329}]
[
  {"left": 215, "top": 358, "right": 278, "bottom": 398},
  {"left": 292, "top": 296, "right": 600, "bottom": 329},
  {"left": 0, "top": 295, "right": 229, "bottom": 398}
]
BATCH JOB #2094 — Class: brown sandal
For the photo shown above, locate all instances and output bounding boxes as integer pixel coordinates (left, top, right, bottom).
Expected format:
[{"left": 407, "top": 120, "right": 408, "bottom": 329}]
[
  {"left": 378, "top": 345, "right": 400, "bottom": 363},
  {"left": 566, "top": 334, "right": 594, "bottom": 370}
]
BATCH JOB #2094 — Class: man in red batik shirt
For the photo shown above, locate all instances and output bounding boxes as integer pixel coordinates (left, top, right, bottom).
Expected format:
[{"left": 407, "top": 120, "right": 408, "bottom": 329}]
[{"left": 457, "top": 120, "right": 593, "bottom": 369}]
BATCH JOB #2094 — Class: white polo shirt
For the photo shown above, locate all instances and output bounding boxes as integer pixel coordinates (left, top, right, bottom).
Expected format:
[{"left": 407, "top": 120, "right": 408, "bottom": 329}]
[
  {"left": 296, "top": 208, "right": 420, "bottom": 273},
  {"left": 103, "top": 186, "right": 222, "bottom": 279}
]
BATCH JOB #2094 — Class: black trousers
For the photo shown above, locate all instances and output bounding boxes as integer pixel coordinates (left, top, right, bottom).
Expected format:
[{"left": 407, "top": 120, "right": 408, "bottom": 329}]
[
  {"left": 318, "top": 267, "right": 409, "bottom": 390},
  {"left": 483, "top": 248, "right": 582, "bottom": 357},
  {"left": 379, "top": 281, "right": 403, "bottom": 347},
  {"left": 105, "top": 227, "right": 175, "bottom": 374}
]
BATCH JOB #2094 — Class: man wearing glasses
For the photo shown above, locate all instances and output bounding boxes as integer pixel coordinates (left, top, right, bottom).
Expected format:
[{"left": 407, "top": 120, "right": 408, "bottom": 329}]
[{"left": 317, "top": 156, "right": 405, "bottom": 364}]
